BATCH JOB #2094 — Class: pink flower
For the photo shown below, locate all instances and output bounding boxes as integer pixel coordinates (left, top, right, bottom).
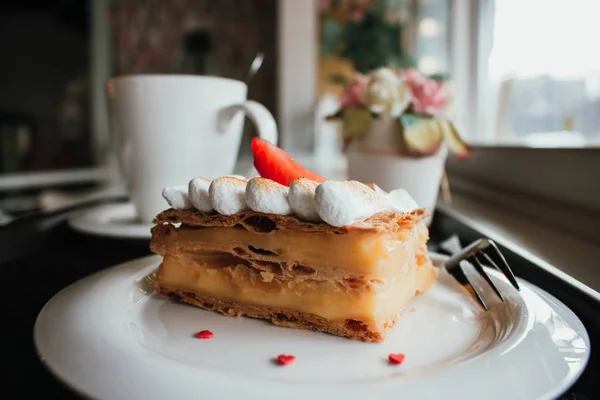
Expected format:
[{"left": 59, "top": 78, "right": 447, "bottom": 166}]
[
  {"left": 351, "top": 10, "right": 365, "bottom": 22},
  {"left": 318, "top": 0, "right": 331, "bottom": 11},
  {"left": 385, "top": 11, "right": 399, "bottom": 24},
  {"left": 340, "top": 73, "right": 368, "bottom": 108},
  {"left": 399, "top": 68, "right": 448, "bottom": 116}
]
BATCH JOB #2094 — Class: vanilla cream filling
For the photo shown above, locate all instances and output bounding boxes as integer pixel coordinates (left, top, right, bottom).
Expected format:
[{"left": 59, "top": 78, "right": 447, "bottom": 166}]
[
  {"left": 156, "top": 254, "right": 421, "bottom": 324},
  {"left": 154, "top": 225, "right": 421, "bottom": 277}
]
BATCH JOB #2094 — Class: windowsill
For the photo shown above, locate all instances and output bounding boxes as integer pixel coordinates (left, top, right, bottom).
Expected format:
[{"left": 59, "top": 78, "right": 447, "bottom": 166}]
[
  {"left": 438, "top": 192, "right": 600, "bottom": 296},
  {"left": 445, "top": 146, "right": 600, "bottom": 214},
  {"left": 468, "top": 143, "right": 600, "bottom": 150}
]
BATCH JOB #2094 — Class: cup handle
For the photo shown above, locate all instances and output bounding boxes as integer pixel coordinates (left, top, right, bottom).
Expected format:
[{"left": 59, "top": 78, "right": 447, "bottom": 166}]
[
  {"left": 106, "top": 80, "right": 132, "bottom": 182},
  {"left": 218, "top": 100, "right": 278, "bottom": 145}
]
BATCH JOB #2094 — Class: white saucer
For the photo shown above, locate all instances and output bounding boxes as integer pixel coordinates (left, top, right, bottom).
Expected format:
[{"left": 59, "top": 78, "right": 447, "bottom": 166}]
[
  {"left": 68, "top": 203, "right": 152, "bottom": 240},
  {"left": 34, "top": 254, "right": 590, "bottom": 400}
]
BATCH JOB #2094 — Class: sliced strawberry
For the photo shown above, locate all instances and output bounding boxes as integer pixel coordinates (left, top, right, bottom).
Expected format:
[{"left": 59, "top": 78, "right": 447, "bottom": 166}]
[{"left": 251, "top": 137, "right": 326, "bottom": 186}]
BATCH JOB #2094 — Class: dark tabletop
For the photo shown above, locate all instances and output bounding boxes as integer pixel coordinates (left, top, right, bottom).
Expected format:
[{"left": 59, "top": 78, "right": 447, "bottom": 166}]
[{"left": 3, "top": 224, "right": 150, "bottom": 399}]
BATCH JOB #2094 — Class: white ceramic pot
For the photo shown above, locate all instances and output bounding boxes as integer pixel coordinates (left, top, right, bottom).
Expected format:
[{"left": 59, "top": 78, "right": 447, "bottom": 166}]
[
  {"left": 346, "top": 150, "right": 447, "bottom": 214},
  {"left": 346, "top": 114, "right": 405, "bottom": 154}
]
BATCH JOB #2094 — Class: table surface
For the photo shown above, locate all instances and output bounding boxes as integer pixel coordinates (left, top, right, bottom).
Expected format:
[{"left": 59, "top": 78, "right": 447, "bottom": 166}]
[{"left": 4, "top": 224, "right": 150, "bottom": 399}]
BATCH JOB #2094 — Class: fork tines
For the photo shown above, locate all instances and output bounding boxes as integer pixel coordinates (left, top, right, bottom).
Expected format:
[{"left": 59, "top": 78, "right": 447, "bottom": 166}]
[{"left": 445, "top": 238, "right": 520, "bottom": 311}]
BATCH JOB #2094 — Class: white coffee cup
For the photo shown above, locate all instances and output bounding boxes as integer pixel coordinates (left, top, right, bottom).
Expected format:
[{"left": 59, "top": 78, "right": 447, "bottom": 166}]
[{"left": 106, "top": 75, "right": 277, "bottom": 222}]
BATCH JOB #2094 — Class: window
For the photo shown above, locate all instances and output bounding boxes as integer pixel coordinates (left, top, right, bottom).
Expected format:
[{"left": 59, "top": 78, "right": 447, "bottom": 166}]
[
  {"left": 443, "top": 0, "right": 599, "bottom": 220},
  {"left": 281, "top": 0, "right": 595, "bottom": 215},
  {"left": 473, "top": 0, "right": 600, "bottom": 147},
  {"left": 414, "top": 0, "right": 451, "bottom": 78}
]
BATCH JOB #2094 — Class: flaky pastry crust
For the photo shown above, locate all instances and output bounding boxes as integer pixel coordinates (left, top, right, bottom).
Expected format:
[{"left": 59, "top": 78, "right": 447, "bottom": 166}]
[
  {"left": 155, "top": 284, "right": 400, "bottom": 342},
  {"left": 153, "top": 207, "right": 428, "bottom": 234}
]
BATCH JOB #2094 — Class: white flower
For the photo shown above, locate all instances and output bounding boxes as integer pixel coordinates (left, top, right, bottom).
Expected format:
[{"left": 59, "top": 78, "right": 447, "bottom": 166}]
[{"left": 365, "top": 68, "right": 412, "bottom": 117}]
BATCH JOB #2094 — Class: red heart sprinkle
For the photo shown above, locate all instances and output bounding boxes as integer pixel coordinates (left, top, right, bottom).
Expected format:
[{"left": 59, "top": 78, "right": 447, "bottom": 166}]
[
  {"left": 388, "top": 353, "right": 406, "bottom": 365},
  {"left": 196, "top": 330, "right": 214, "bottom": 339},
  {"left": 276, "top": 354, "right": 295, "bottom": 366}
]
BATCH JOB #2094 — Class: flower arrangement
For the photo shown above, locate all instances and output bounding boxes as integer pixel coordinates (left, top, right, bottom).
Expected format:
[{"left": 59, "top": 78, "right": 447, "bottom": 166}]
[
  {"left": 318, "top": 0, "right": 414, "bottom": 74},
  {"left": 327, "top": 67, "right": 473, "bottom": 158}
]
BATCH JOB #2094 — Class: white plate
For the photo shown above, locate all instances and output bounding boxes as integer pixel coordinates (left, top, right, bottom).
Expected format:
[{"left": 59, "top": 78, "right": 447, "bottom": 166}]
[
  {"left": 68, "top": 203, "right": 152, "bottom": 240},
  {"left": 34, "top": 254, "right": 590, "bottom": 400}
]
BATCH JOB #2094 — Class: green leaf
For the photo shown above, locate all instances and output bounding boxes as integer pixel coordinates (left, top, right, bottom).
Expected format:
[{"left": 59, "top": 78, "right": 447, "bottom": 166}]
[
  {"left": 399, "top": 113, "right": 432, "bottom": 128},
  {"left": 341, "top": 108, "right": 373, "bottom": 140},
  {"left": 320, "top": 18, "right": 345, "bottom": 55},
  {"left": 402, "top": 117, "right": 445, "bottom": 156}
]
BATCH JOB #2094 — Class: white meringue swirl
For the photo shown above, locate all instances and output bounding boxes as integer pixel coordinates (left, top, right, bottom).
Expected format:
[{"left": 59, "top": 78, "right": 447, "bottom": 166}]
[
  {"left": 288, "top": 178, "right": 321, "bottom": 222},
  {"left": 209, "top": 176, "right": 249, "bottom": 216},
  {"left": 162, "top": 186, "right": 192, "bottom": 210},
  {"left": 245, "top": 177, "right": 293, "bottom": 215},
  {"left": 162, "top": 176, "right": 419, "bottom": 227}
]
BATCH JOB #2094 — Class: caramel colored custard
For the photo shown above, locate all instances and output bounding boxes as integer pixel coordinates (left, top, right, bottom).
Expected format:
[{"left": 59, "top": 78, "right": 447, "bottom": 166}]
[
  {"left": 153, "top": 225, "right": 423, "bottom": 277},
  {"left": 155, "top": 253, "right": 430, "bottom": 326}
]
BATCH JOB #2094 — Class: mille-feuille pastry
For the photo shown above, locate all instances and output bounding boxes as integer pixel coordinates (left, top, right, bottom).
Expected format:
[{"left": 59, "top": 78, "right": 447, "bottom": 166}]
[{"left": 149, "top": 138, "right": 438, "bottom": 342}]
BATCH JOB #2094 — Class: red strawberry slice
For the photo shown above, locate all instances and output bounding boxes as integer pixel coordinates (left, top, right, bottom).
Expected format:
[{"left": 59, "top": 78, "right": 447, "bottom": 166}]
[{"left": 251, "top": 137, "right": 326, "bottom": 186}]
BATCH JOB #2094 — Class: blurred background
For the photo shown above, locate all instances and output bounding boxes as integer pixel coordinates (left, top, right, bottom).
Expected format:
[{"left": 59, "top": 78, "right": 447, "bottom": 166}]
[
  {"left": 2, "top": 3, "right": 598, "bottom": 399},
  {"left": 0, "top": 0, "right": 598, "bottom": 218}
]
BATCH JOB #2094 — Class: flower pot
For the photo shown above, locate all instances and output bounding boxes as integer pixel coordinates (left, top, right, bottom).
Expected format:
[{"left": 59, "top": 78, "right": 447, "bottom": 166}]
[
  {"left": 346, "top": 149, "right": 447, "bottom": 216},
  {"left": 346, "top": 114, "right": 406, "bottom": 154}
]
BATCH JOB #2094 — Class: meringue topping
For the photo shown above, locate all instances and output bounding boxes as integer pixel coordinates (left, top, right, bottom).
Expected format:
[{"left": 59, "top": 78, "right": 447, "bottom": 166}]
[
  {"left": 288, "top": 178, "right": 321, "bottom": 222},
  {"left": 209, "top": 176, "right": 248, "bottom": 216},
  {"left": 162, "top": 186, "right": 192, "bottom": 210},
  {"left": 315, "top": 180, "right": 385, "bottom": 227},
  {"left": 245, "top": 177, "right": 293, "bottom": 215},
  {"left": 188, "top": 177, "right": 213, "bottom": 213},
  {"left": 386, "top": 188, "right": 419, "bottom": 213},
  {"left": 163, "top": 176, "right": 419, "bottom": 227}
]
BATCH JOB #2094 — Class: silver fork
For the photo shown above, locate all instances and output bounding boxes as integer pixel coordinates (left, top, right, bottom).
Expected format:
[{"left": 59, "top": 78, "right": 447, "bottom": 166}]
[
  {"left": 139, "top": 270, "right": 158, "bottom": 294},
  {"left": 444, "top": 238, "right": 520, "bottom": 310}
]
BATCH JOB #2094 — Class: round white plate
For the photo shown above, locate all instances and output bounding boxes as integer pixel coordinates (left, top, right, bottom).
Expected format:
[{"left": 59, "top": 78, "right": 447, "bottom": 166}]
[
  {"left": 34, "top": 254, "right": 590, "bottom": 400},
  {"left": 68, "top": 203, "right": 152, "bottom": 240}
]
